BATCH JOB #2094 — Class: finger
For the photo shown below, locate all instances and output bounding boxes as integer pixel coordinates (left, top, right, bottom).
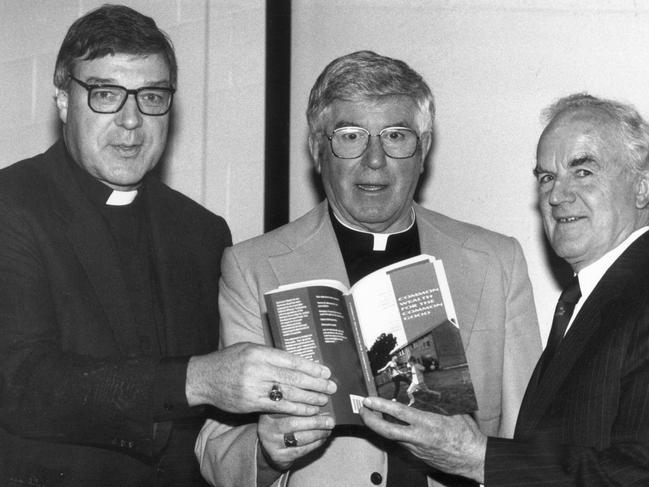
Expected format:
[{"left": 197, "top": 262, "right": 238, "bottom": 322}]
[
  {"left": 259, "top": 414, "right": 334, "bottom": 470},
  {"left": 362, "top": 396, "right": 420, "bottom": 424},
  {"left": 259, "top": 384, "right": 326, "bottom": 416},
  {"left": 271, "top": 438, "right": 330, "bottom": 466},
  {"left": 275, "top": 383, "right": 331, "bottom": 407},
  {"left": 256, "top": 346, "right": 332, "bottom": 380},
  {"left": 359, "top": 406, "right": 410, "bottom": 442},
  {"left": 263, "top": 398, "right": 322, "bottom": 416},
  {"left": 259, "top": 412, "right": 335, "bottom": 440},
  {"left": 283, "top": 427, "right": 333, "bottom": 449},
  {"left": 254, "top": 377, "right": 333, "bottom": 416},
  {"left": 272, "top": 366, "right": 337, "bottom": 395}
]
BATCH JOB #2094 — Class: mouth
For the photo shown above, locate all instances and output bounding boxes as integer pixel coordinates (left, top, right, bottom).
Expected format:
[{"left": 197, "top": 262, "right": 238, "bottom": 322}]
[
  {"left": 356, "top": 184, "right": 387, "bottom": 192},
  {"left": 555, "top": 216, "right": 584, "bottom": 224},
  {"left": 111, "top": 144, "right": 142, "bottom": 157}
]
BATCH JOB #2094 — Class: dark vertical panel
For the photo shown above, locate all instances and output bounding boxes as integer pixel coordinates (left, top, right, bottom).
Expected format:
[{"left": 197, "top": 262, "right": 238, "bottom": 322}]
[{"left": 264, "top": 0, "right": 291, "bottom": 232}]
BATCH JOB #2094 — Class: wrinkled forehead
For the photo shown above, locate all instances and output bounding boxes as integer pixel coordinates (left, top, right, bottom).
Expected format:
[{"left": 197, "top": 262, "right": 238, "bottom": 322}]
[
  {"left": 321, "top": 95, "right": 422, "bottom": 129},
  {"left": 537, "top": 108, "right": 620, "bottom": 159}
]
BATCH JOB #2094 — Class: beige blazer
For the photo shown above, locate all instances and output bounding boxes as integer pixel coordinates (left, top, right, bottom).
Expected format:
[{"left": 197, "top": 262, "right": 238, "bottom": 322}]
[{"left": 196, "top": 202, "right": 541, "bottom": 487}]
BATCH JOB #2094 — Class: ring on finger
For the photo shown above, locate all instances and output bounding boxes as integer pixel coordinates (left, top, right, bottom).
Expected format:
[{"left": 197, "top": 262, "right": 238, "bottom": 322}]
[
  {"left": 269, "top": 383, "right": 283, "bottom": 402},
  {"left": 283, "top": 432, "right": 298, "bottom": 448}
]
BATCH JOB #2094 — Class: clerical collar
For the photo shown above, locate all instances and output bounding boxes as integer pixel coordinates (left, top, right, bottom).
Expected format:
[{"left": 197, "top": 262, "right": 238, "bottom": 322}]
[
  {"left": 330, "top": 207, "right": 416, "bottom": 251},
  {"left": 329, "top": 205, "right": 421, "bottom": 286},
  {"left": 64, "top": 143, "right": 142, "bottom": 207},
  {"left": 106, "top": 189, "right": 138, "bottom": 206}
]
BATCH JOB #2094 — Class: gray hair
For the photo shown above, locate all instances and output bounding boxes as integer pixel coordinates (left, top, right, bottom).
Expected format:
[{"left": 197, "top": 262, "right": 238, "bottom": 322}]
[
  {"left": 542, "top": 93, "right": 649, "bottom": 173},
  {"left": 306, "top": 50, "right": 435, "bottom": 137}
]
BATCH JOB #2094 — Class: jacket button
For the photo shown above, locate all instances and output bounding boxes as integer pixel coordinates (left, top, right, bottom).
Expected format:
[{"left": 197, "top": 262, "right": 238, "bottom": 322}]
[{"left": 370, "top": 472, "right": 383, "bottom": 485}]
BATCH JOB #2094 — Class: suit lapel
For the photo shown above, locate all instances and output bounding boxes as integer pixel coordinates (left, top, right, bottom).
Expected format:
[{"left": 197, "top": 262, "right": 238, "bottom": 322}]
[
  {"left": 515, "top": 231, "right": 649, "bottom": 437},
  {"left": 269, "top": 203, "right": 350, "bottom": 287},
  {"left": 144, "top": 179, "right": 200, "bottom": 356},
  {"left": 415, "top": 207, "right": 487, "bottom": 348}
]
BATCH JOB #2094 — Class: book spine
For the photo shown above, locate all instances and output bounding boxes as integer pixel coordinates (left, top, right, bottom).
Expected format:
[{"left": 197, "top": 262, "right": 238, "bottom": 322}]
[{"left": 345, "top": 296, "right": 378, "bottom": 397}]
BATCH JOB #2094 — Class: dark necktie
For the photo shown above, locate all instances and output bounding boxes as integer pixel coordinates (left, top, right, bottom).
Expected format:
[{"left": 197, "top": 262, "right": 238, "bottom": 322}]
[{"left": 539, "top": 276, "right": 581, "bottom": 379}]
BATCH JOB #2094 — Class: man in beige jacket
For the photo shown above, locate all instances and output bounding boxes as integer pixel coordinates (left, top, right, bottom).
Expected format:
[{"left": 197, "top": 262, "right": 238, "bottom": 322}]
[{"left": 196, "top": 50, "right": 541, "bottom": 487}]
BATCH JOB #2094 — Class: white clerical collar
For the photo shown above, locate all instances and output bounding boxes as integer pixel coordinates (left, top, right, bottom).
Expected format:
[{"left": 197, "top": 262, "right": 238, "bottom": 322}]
[
  {"left": 568, "top": 226, "right": 649, "bottom": 332},
  {"left": 332, "top": 207, "right": 416, "bottom": 251},
  {"left": 105, "top": 189, "right": 138, "bottom": 206}
]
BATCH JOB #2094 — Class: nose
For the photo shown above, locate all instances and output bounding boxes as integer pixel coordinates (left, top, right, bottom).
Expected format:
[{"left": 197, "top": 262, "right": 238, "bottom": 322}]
[
  {"left": 547, "top": 176, "right": 576, "bottom": 206},
  {"left": 362, "top": 135, "right": 387, "bottom": 169},
  {"left": 115, "top": 94, "right": 143, "bottom": 130}
]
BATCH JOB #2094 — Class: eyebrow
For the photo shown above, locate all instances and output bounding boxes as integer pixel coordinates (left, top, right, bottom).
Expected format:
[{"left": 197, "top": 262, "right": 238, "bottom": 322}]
[
  {"left": 332, "top": 120, "right": 413, "bottom": 130},
  {"left": 567, "top": 155, "right": 597, "bottom": 167},
  {"left": 83, "top": 76, "right": 172, "bottom": 88},
  {"left": 533, "top": 154, "right": 598, "bottom": 177}
]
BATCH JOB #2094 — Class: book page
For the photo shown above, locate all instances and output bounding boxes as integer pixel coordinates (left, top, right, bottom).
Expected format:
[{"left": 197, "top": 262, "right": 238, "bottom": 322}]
[
  {"left": 350, "top": 254, "right": 477, "bottom": 415},
  {"left": 351, "top": 255, "right": 450, "bottom": 349},
  {"left": 265, "top": 284, "right": 369, "bottom": 425}
]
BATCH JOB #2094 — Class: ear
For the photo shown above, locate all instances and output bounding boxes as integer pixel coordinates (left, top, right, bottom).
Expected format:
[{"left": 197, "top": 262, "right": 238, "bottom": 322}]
[
  {"left": 55, "top": 88, "right": 69, "bottom": 124},
  {"left": 635, "top": 172, "right": 649, "bottom": 208},
  {"left": 418, "top": 131, "right": 433, "bottom": 174},
  {"left": 308, "top": 134, "right": 323, "bottom": 174}
]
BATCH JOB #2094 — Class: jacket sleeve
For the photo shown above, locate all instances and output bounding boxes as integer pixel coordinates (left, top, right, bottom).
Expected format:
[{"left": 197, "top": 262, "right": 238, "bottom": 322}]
[{"left": 197, "top": 245, "right": 286, "bottom": 487}]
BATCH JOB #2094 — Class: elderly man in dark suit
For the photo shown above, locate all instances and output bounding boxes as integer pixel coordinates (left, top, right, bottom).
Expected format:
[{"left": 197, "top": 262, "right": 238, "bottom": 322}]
[
  {"left": 361, "top": 93, "right": 649, "bottom": 485},
  {"left": 0, "top": 5, "right": 335, "bottom": 486}
]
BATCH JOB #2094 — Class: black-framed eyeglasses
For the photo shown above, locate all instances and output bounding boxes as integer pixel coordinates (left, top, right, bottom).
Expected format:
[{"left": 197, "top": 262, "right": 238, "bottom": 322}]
[
  {"left": 327, "top": 126, "right": 420, "bottom": 159},
  {"left": 69, "top": 75, "right": 175, "bottom": 116}
]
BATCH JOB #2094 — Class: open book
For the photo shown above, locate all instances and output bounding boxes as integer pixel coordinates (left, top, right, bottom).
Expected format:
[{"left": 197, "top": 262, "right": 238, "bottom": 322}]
[{"left": 264, "top": 254, "right": 478, "bottom": 426}]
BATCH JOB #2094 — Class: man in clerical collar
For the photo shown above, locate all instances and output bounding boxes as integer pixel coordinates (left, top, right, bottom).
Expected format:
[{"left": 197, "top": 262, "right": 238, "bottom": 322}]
[
  {"left": 0, "top": 5, "right": 335, "bottom": 486},
  {"left": 197, "top": 50, "right": 541, "bottom": 487}
]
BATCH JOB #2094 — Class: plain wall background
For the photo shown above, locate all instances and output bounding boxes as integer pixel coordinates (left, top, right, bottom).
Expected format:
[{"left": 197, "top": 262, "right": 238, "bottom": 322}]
[{"left": 4, "top": 0, "right": 649, "bottom": 342}]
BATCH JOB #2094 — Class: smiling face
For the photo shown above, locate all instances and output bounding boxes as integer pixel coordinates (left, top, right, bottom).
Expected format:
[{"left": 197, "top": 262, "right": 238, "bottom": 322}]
[
  {"left": 535, "top": 107, "right": 649, "bottom": 271},
  {"left": 310, "top": 95, "right": 431, "bottom": 233},
  {"left": 56, "top": 53, "right": 171, "bottom": 190}
]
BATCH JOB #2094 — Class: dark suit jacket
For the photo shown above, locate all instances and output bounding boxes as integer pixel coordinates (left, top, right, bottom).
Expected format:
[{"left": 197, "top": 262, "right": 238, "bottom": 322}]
[
  {"left": 485, "top": 231, "right": 649, "bottom": 485},
  {"left": 0, "top": 141, "right": 231, "bottom": 486}
]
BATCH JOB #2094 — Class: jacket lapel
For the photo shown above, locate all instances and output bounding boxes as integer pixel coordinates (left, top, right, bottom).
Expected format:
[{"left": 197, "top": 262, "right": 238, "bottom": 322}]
[
  {"left": 269, "top": 203, "right": 350, "bottom": 287},
  {"left": 144, "top": 179, "right": 202, "bottom": 356},
  {"left": 415, "top": 206, "right": 487, "bottom": 348},
  {"left": 515, "top": 231, "right": 649, "bottom": 437}
]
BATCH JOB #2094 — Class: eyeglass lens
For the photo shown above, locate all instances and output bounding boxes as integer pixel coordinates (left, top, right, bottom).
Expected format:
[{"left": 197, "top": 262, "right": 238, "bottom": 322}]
[
  {"left": 88, "top": 86, "right": 172, "bottom": 115},
  {"left": 330, "top": 127, "right": 418, "bottom": 159}
]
